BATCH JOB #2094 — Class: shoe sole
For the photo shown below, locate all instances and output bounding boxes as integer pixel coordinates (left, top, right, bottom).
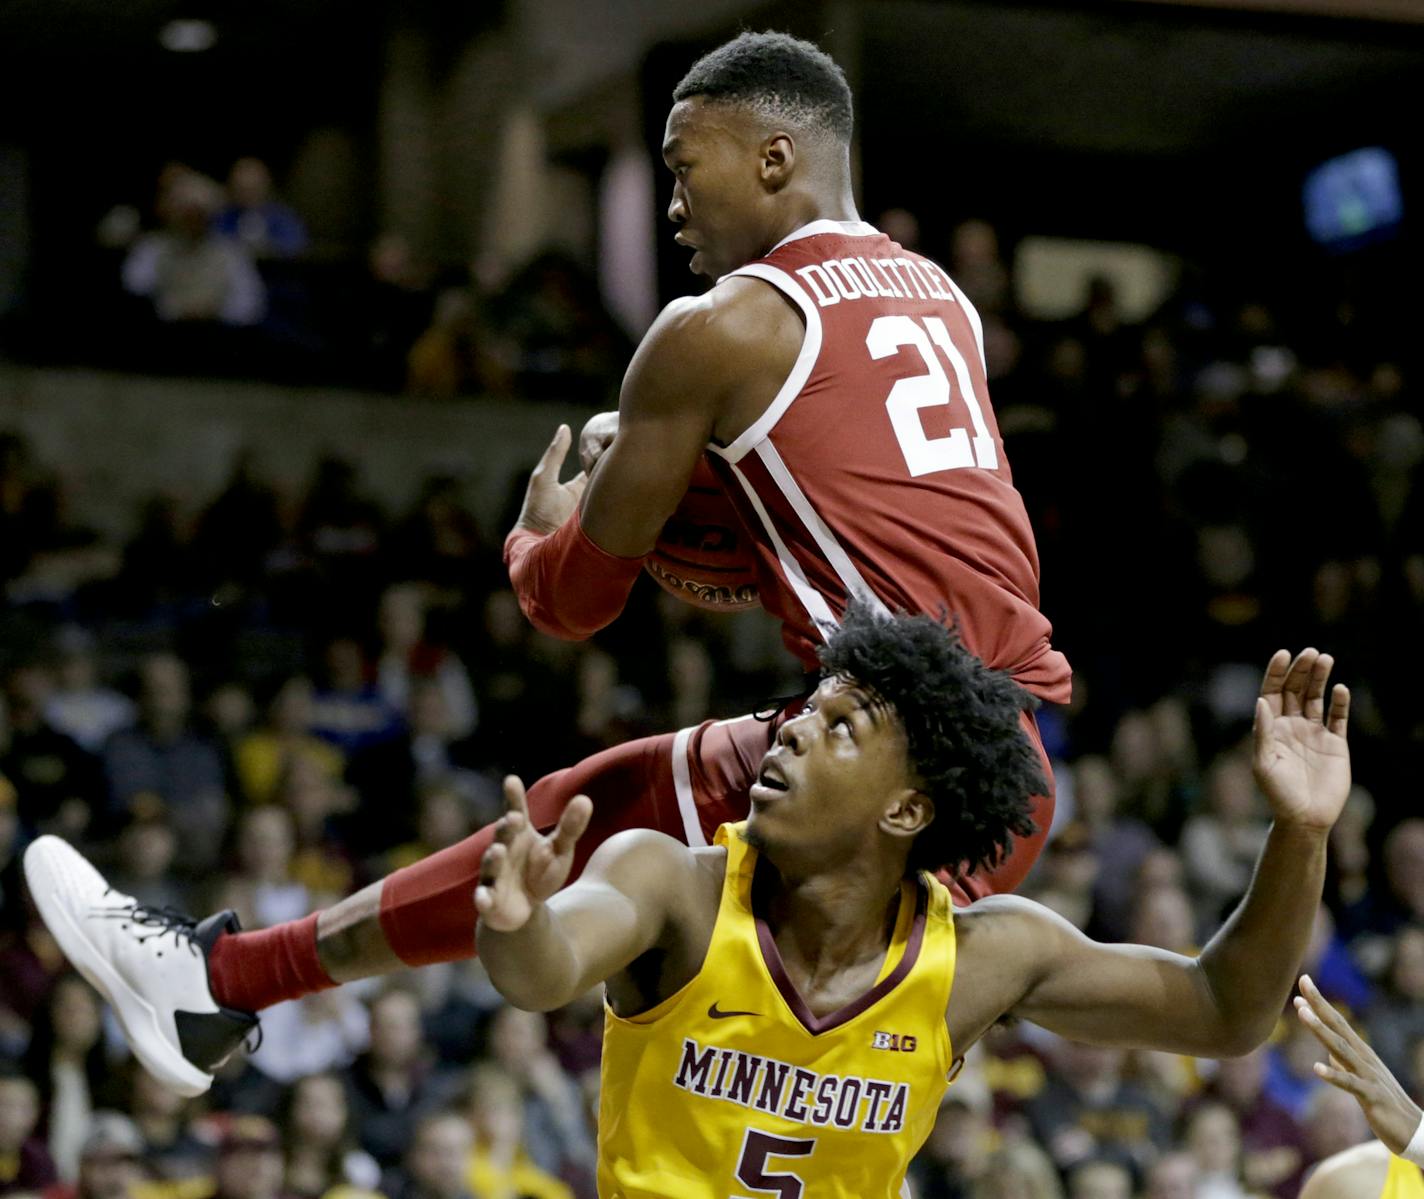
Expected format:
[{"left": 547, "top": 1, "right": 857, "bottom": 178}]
[{"left": 23, "top": 836, "right": 212, "bottom": 1097}]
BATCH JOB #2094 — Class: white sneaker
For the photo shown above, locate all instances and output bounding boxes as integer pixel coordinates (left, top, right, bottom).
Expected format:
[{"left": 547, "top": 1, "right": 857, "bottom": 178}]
[{"left": 23, "top": 836, "right": 258, "bottom": 1098}]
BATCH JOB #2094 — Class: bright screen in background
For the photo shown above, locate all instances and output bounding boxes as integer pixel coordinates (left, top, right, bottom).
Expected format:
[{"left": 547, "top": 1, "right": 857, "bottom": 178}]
[{"left": 1303, "top": 147, "right": 1403, "bottom": 250}]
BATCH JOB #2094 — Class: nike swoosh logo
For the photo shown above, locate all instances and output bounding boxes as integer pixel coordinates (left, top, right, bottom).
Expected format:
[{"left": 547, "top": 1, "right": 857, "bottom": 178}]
[{"left": 708, "top": 1002, "right": 759, "bottom": 1020}]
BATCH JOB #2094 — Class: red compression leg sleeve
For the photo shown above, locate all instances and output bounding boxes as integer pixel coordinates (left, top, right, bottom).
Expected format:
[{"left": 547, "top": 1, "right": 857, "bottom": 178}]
[
  {"left": 207, "top": 912, "right": 336, "bottom": 1014},
  {"left": 377, "top": 731, "right": 683, "bottom": 967}
]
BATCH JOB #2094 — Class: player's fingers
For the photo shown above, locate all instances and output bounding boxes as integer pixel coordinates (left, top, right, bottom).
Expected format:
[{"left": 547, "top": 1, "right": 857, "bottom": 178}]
[
  {"left": 1280, "top": 649, "right": 1318, "bottom": 717},
  {"left": 1301, "top": 976, "right": 1370, "bottom": 1057},
  {"left": 1327, "top": 684, "right": 1351, "bottom": 739},
  {"left": 550, "top": 795, "right": 593, "bottom": 858},
  {"left": 504, "top": 775, "right": 532, "bottom": 821},
  {"left": 1304, "top": 653, "right": 1333, "bottom": 722},
  {"left": 1294, "top": 994, "right": 1365, "bottom": 1071},
  {"left": 532, "top": 424, "right": 571, "bottom": 479},
  {"left": 479, "top": 841, "right": 508, "bottom": 885},
  {"left": 1258, "top": 649, "right": 1291, "bottom": 699},
  {"left": 1252, "top": 697, "right": 1274, "bottom": 761},
  {"left": 474, "top": 884, "right": 494, "bottom": 913},
  {"left": 1313, "top": 1060, "right": 1371, "bottom": 1100},
  {"left": 567, "top": 471, "right": 589, "bottom": 503}
]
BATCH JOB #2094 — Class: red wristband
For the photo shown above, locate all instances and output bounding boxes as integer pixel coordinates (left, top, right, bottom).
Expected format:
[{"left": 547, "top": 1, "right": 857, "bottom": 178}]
[{"left": 504, "top": 515, "right": 645, "bottom": 640}]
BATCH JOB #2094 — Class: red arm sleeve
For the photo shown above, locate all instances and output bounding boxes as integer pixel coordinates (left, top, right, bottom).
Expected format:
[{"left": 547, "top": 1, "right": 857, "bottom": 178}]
[{"left": 503, "top": 513, "right": 646, "bottom": 640}]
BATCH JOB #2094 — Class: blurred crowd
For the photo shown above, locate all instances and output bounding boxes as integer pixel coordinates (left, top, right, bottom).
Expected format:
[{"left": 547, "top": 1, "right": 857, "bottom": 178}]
[
  {"left": 0, "top": 188, "right": 1420, "bottom": 1199},
  {"left": 54, "top": 158, "right": 632, "bottom": 402}
]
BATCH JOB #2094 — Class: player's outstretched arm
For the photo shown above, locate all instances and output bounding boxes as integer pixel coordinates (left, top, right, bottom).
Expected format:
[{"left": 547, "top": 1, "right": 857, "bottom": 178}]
[
  {"left": 1294, "top": 973, "right": 1424, "bottom": 1155},
  {"left": 475, "top": 776, "right": 692, "bottom": 1012},
  {"left": 960, "top": 649, "right": 1351, "bottom": 1057}
]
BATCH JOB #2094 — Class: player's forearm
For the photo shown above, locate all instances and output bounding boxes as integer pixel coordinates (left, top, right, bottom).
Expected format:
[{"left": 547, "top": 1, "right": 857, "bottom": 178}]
[
  {"left": 503, "top": 518, "right": 643, "bottom": 640},
  {"left": 1195, "top": 820, "right": 1329, "bottom": 1054},
  {"left": 478, "top": 903, "right": 585, "bottom": 1012}
]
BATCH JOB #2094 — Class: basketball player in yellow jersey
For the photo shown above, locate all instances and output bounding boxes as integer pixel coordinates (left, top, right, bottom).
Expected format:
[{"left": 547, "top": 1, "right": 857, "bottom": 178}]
[
  {"left": 477, "top": 607, "right": 1353, "bottom": 1199},
  {"left": 1295, "top": 975, "right": 1424, "bottom": 1199}
]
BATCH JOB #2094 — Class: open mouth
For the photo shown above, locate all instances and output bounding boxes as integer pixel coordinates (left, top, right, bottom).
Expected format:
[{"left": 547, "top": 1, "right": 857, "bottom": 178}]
[{"left": 756, "top": 761, "right": 789, "bottom": 792}]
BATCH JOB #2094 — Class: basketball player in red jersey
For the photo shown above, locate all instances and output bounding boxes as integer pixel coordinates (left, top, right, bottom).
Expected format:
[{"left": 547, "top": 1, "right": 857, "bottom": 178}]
[{"left": 20, "top": 32, "right": 1070, "bottom": 1096}]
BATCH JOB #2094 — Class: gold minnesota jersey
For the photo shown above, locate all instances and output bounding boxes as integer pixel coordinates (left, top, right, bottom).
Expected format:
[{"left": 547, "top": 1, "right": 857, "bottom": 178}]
[
  {"left": 597, "top": 822, "right": 958, "bottom": 1198},
  {"left": 1384, "top": 1156, "right": 1424, "bottom": 1199}
]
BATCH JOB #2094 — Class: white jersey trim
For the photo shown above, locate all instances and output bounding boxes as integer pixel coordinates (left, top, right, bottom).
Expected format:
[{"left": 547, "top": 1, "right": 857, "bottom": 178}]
[
  {"left": 729, "top": 461, "right": 840, "bottom": 638},
  {"left": 670, "top": 726, "right": 707, "bottom": 848},
  {"left": 753, "top": 439, "right": 890, "bottom": 619},
  {"left": 709, "top": 263, "right": 822, "bottom": 466},
  {"left": 941, "top": 271, "right": 987, "bottom": 374},
  {"left": 767, "top": 218, "right": 880, "bottom": 253}
]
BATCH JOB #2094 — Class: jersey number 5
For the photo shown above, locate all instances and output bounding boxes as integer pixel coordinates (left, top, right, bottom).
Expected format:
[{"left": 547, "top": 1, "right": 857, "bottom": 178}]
[
  {"left": 866, "top": 314, "right": 999, "bottom": 476},
  {"left": 733, "top": 1129, "right": 815, "bottom": 1199}
]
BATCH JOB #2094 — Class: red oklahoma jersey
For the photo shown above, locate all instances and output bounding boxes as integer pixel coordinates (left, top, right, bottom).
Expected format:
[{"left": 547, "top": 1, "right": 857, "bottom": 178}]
[{"left": 706, "top": 219, "right": 1070, "bottom": 704}]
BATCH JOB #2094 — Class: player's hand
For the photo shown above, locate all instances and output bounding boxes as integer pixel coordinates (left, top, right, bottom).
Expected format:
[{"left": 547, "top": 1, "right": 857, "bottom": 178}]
[
  {"left": 1294, "top": 974, "right": 1422, "bottom": 1153},
  {"left": 474, "top": 777, "right": 592, "bottom": 932},
  {"left": 515, "top": 424, "right": 589, "bottom": 536},
  {"left": 1251, "top": 649, "right": 1350, "bottom": 831},
  {"left": 579, "top": 411, "right": 620, "bottom": 474}
]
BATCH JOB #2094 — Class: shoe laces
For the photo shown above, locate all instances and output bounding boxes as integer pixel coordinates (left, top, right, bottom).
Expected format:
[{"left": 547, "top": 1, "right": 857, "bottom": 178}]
[{"left": 93, "top": 890, "right": 201, "bottom": 957}]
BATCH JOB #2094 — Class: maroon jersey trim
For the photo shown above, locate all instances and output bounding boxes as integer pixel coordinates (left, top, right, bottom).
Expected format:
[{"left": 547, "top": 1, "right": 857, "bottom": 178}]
[{"left": 752, "top": 854, "right": 930, "bottom": 1036}]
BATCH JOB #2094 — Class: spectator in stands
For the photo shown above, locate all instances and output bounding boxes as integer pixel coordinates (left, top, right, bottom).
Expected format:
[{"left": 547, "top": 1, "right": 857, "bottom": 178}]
[
  {"left": 462, "top": 1065, "right": 571, "bottom": 1199},
  {"left": 214, "top": 806, "right": 321, "bottom": 931},
  {"left": 1143, "top": 1153, "right": 1198, "bottom": 1199},
  {"left": 1027, "top": 1039, "right": 1170, "bottom": 1174},
  {"left": 277, "top": 756, "right": 356, "bottom": 898},
  {"left": 0, "top": 1069, "right": 57, "bottom": 1195},
  {"left": 22, "top": 976, "right": 105, "bottom": 1181},
  {"left": 1065, "top": 1159, "right": 1133, "bottom": 1199},
  {"left": 107, "top": 815, "right": 187, "bottom": 912},
  {"left": 1326, "top": 785, "right": 1375, "bottom": 940},
  {"left": 1129, "top": 881, "right": 1198, "bottom": 955},
  {"left": 125, "top": 1067, "right": 208, "bottom": 1181},
  {"left": 1301, "top": 1085, "right": 1371, "bottom": 1173},
  {"left": 359, "top": 234, "right": 435, "bottom": 393},
  {"left": 347, "top": 681, "right": 479, "bottom": 855},
  {"left": 102, "top": 654, "right": 228, "bottom": 873},
  {"left": 215, "top": 159, "right": 308, "bottom": 261},
  {"left": 1379, "top": 820, "right": 1424, "bottom": 934},
  {"left": 484, "top": 1007, "right": 594, "bottom": 1186},
  {"left": 375, "top": 585, "right": 476, "bottom": 740},
  {"left": 388, "top": 478, "right": 485, "bottom": 598},
  {"left": 279, "top": 1073, "right": 381, "bottom": 1199},
  {"left": 908, "top": 1071, "right": 994, "bottom": 1199},
  {"left": 384, "top": 782, "right": 479, "bottom": 874},
  {"left": 1069, "top": 754, "right": 1157, "bottom": 942},
  {"left": 234, "top": 677, "right": 343, "bottom": 806},
  {"left": 346, "top": 989, "right": 456, "bottom": 1171},
  {"left": 42, "top": 630, "right": 134, "bottom": 756},
  {"left": 1183, "top": 1101, "right": 1253, "bottom": 1199},
  {"left": 122, "top": 171, "right": 264, "bottom": 327},
  {"left": 1366, "top": 924, "right": 1424, "bottom": 1094},
  {"left": 212, "top": 1117, "right": 292, "bottom": 1199},
  {"left": 1203, "top": 1047, "right": 1308, "bottom": 1198},
  {"left": 383, "top": 1112, "right": 473, "bottom": 1199},
  {"left": 309, "top": 638, "right": 401, "bottom": 759},
  {"left": 969, "top": 1142, "right": 1063, "bottom": 1199},
  {"left": 43, "top": 1112, "right": 146, "bottom": 1199},
  {"left": 1181, "top": 751, "right": 1270, "bottom": 923},
  {"left": 296, "top": 458, "right": 385, "bottom": 611},
  {"left": 191, "top": 454, "right": 284, "bottom": 598},
  {"left": 0, "top": 664, "right": 100, "bottom": 842}
]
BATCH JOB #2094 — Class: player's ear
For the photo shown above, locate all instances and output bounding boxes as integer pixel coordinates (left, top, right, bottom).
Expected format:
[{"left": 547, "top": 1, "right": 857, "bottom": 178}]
[
  {"left": 761, "top": 133, "right": 795, "bottom": 191},
  {"left": 882, "top": 789, "right": 933, "bottom": 840}
]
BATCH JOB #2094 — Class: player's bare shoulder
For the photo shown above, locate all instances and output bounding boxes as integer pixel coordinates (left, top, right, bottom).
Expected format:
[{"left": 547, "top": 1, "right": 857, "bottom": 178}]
[
  {"left": 945, "top": 894, "right": 1072, "bottom": 1051},
  {"left": 1300, "top": 1140, "right": 1390, "bottom": 1199}
]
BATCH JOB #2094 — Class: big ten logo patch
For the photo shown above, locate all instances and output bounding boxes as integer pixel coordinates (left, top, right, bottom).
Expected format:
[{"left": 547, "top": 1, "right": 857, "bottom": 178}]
[{"left": 871, "top": 1031, "right": 917, "bottom": 1053}]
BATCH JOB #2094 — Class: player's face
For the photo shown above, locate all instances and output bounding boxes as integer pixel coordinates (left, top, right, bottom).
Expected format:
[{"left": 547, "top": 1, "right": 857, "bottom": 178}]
[
  {"left": 663, "top": 98, "right": 778, "bottom": 280},
  {"left": 746, "top": 675, "right": 927, "bottom": 868}
]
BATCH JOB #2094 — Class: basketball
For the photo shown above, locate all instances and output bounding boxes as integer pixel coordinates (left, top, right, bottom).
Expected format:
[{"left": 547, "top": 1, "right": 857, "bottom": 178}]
[{"left": 644, "top": 457, "right": 760, "bottom": 611}]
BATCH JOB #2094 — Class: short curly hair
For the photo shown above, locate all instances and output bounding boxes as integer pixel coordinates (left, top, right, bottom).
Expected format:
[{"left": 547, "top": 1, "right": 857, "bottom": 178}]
[
  {"left": 673, "top": 31, "right": 853, "bottom": 144},
  {"left": 817, "top": 604, "right": 1045, "bottom": 878}
]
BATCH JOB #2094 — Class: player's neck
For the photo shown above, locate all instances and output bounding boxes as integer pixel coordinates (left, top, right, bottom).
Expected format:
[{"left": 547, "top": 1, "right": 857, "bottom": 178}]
[
  {"left": 768, "top": 185, "right": 862, "bottom": 248},
  {"left": 761, "top": 856, "right": 905, "bottom": 977}
]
